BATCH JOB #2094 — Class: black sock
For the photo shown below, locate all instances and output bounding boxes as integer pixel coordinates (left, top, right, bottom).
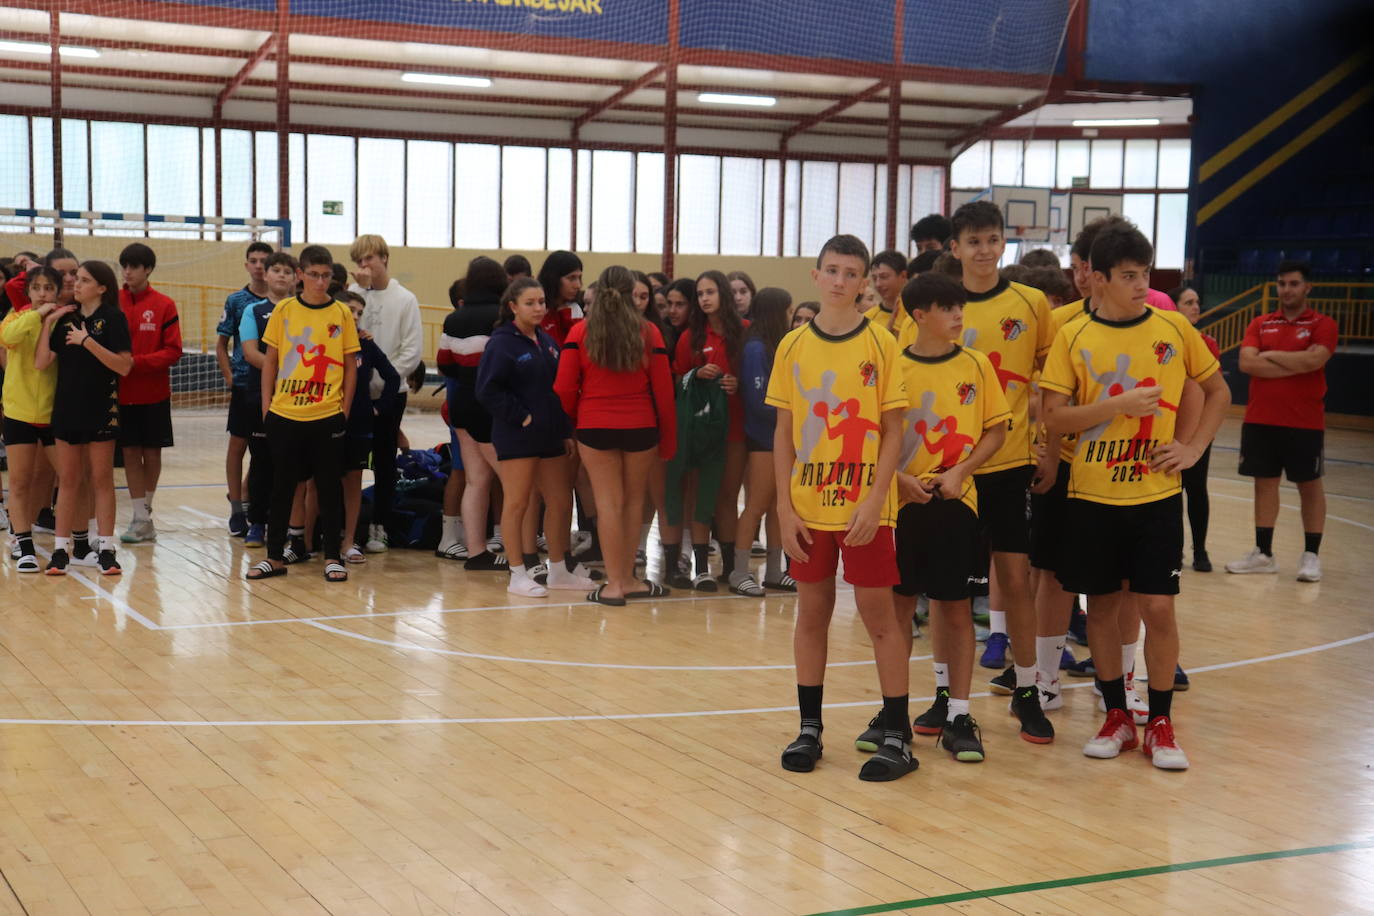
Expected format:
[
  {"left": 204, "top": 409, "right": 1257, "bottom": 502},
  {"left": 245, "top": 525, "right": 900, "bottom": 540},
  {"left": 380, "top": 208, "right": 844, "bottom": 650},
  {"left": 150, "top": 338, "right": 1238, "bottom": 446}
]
[
  {"left": 881, "top": 694, "right": 911, "bottom": 745},
  {"left": 522, "top": 552, "right": 539, "bottom": 569},
  {"left": 564, "top": 551, "right": 578, "bottom": 573},
  {"left": 719, "top": 541, "right": 735, "bottom": 577},
  {"left": 73, "top": 530, "right": 90, "bottom": 554},
  {"left": 15, "top": 531, "right": 34, "bottom": 556},
  {"left": 1304, "top": 531, "right": 1322, "bottom": 555},
  {"left": 797, "top": 684, "right": 823, "bottom": 736},
  {"left": 1147, "top": 687, "right": 1173, "bottom": 721},
  {"left": 1098, "top": 676, "right": 1127, "bottom": 712},
  {"left": 694, "top": 545, "right": 710, "bottom": 578},
  {"left": 1256, "top": 526, "right": 1274, "bottom": 556},
  {"left": 662, "top": 541, "right": 680, "bottom": 571}
]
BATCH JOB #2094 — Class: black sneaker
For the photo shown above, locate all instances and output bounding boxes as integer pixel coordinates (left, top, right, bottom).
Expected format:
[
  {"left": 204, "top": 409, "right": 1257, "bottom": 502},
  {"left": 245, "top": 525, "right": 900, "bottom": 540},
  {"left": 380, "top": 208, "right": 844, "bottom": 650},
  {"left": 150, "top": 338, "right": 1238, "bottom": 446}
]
[
  {"left": 464, "top": 550, "right": 509, "bottom": 571},
  {"left": 854, "top": 711, "right": 884, "bottom": 753},
  {"left": 45, "top": 548, "right": 69, "bottom": 576},
  {"left": 1011, "top": 686, "right": 1055, "bottom": 744},
  {"left": 228, "top": 510, "right": 248, "bottom": 538},
  {"left": 97, "top": 549, "right": 122, "bottom": 576},
  {"left": 34, "top": 507, "right": 56, "bottom": 533},
  {"left": 939, "top": 713, "right": 985, "bottom": 762},
  {"left": 1067, "top": 602, "right": 1089, "bottom": 646},
  {"left": 989, "top": 665, "right": 1016, "bottom": 696},
  {"left": 1192, "top": 550, "right": 1212, "bottom": 572},
  {"left": 912, "top": 687, "right": 950, "bottom": 735}
]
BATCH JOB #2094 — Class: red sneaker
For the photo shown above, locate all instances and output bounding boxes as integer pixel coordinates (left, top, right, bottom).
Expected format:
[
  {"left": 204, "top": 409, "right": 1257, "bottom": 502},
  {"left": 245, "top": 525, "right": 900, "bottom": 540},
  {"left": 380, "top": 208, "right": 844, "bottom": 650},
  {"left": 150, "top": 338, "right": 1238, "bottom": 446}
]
[
  {"left": 1143, "top": 716, "right": 1190, "bottom": 769},
  {"left": 1082, "top": 708, "right": 1138, "bottom": 759}
]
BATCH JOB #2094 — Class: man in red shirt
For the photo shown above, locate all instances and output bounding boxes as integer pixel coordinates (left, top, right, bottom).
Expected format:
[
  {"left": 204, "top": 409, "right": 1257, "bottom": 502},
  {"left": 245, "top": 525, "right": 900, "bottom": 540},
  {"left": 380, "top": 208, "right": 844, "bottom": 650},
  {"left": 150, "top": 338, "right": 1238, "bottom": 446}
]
[
  {"left": 116, "top": 243, "right": 184, "bottom": 544},
  {"left": 1227, "top": 260, "right": 1337, "bottom": 582}
]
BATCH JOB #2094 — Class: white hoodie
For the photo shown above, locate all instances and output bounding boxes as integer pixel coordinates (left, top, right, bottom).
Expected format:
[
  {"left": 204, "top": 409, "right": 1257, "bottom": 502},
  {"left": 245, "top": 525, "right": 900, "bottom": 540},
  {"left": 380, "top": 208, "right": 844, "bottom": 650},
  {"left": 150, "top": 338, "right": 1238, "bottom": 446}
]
[{"left": 350, "top": 278, "right": 422, "bottom": 400}]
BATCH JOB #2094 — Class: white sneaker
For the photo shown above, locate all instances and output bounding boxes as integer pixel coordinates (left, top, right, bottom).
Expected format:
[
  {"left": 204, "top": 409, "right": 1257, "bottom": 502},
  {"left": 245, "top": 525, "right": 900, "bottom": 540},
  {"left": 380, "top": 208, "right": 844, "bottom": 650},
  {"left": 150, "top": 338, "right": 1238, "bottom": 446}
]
[
  {"left": 121, "top": 517, "right": 157, "bottom": 544},
  {"left": 8, "top": 535, "right": 19, "bottom": 561},
  {"left": 570, "top": 530, "right": 591, "bottom": 554},
  {"left": 0, "top": 503, "right": 8, "bottom": 531},
  {"left": 546, "top": 565, "right": 597, "bottom": 590},
  {"left": 1225, "top": 548, "right": 1277, "bottom": 574},
  {"left": 365, "top": 524, "right": 388, "bottom": 553},
  {"left": 1039, "top": 678, "right": 1063, "bottom": 711},
  {"left": 69, "top": 547, "right": 100, "bottom": 568},
  {"left": 507, "top": 571, "right": 548, "bottom": 598},
  {"left": 1296, "top": 551, "right": 1322, "bottom": 582},
  {"left": 1099, "top": 686, "right": 1149, "bottom": 725}
]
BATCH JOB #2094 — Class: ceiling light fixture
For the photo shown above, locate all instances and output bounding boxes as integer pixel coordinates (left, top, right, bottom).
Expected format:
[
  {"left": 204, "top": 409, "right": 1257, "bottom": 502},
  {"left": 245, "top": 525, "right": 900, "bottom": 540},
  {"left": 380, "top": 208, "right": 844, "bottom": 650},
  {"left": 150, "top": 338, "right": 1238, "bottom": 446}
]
[
  {"left": 401, "top": 72, "right": 492, "bottom": 89},
  {"left": 1070, "top": 117, "right": 1161, "bottom": 127},
  {"left": 0, "top": 39, "right": 101, "bottom": 58},
  {"left": 697, "top": 92, "right": 776, "bottom": 107}
]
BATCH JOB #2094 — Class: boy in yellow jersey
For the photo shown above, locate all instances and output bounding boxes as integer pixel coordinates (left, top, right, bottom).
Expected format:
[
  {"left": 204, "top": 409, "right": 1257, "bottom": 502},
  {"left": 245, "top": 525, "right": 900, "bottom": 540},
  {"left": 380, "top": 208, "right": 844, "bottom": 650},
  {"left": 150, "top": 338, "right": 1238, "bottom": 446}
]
[
  {"left": 863, "top": 250, "right": 910, "bottom": 336},
  {"left": 1041, "top": 225, "right": 1229, "bottom": 769},
  {"left": 767, "top": 234, "right": 915, "bottom": 782},
  {"left": 900, "top": 200, "right": 1057, "bottom": 742},
  {"left": 247, "top": 245, "right": 360, "bottom": 584},
  {"left": 854, "top": 272, "right": 1009, "bottom": 763}
]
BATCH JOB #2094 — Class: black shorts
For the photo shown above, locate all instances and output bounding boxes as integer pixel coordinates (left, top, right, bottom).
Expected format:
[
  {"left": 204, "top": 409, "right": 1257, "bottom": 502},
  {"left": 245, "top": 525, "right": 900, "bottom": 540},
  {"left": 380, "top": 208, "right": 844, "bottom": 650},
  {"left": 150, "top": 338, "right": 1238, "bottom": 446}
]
[
  {"left": 497, "top": 443, "right": 567, "bottom": 462},
  {"left": 576, "top": 427, "right": 658, "bottom": 452},
  {"left": 973, "top": 465, "right": 1032, "bottom": 554},
  {"left": 117, "top": 399, "right": 174, "bottom": 449},
  {"left": 1028, "top": 460, "right": 1072, "bottom": 573},
  {"left": 52, "top": 423, "right": 118, "bottom": 445},
  {"left": 226, "top": 386, "right": 258, "bottom": 439},
  {"left": 1056, "top": 494, "right": 1183, "bottom": 596},
  {"left": 746, "top": 435, "right": 772, "bottom": 453},
  {"left": 451, "top": 403, "right": 493, "bottom": 444},
  {"left": 894, "top": 498, "right": 979, "bottom": 600},
  {"left": 1239, "top": 422, "right": 1324, "bottom": 483},
  {"left": 3, "top": 416, "right": 55, "bottom": 447},
  {"left": 344, "top": 435, "right": 372, "bottom": 471}
]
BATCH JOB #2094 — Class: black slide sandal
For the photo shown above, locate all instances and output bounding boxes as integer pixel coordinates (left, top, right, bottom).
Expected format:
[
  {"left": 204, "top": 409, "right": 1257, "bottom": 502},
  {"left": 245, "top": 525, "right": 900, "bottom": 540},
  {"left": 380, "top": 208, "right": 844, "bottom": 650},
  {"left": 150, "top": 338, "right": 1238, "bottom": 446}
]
[
  {"left": 625, "top": 580, "right": 670, "bottom": 599},
  {"left": 246, "top": 560, "right": 287, "bottom": 581},
  {"left": 586, "top": 585, "right": 626, "bottom": 607},
  {"left": 858, "top": 742, "right": 919, "bottom": 782},
  {"left": 780, "top": 732, "right": 823, "bottom": 772}
]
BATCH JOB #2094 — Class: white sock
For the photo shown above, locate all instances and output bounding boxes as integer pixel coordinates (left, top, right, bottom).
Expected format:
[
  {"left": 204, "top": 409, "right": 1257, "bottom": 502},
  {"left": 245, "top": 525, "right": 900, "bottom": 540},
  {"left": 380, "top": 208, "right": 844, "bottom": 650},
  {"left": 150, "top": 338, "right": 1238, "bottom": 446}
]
[
  {"left": 988, "top": 610, "right": 1007, "bottom": 635},
  {"left": 932, "top": 662, "right": 949, "bottom": 688},
  {"left": 492, "top": 524, "right": 502, "bottom": 542},
  {"left": 947, "top": 697, "right": 970, "bottom": 722},
  {"left": 441, "top": 515, "right": 461, "bottom": 544},
  {"left": 100, "top": 536, "right": 118, "bottom": 552},
  {"left": 509, "top": 564, "right": 527, "bottom": 580},
  {"left": 1036, "top": 635, "right": 1065, "bottom": 688},
  {"left": 54, "top": 536, "right": 71, "bottom": 553},
  {"left": 131, "top": 496, "right": 150, "bottom": 522},
  {"left": 1014, "top": 664, "right": 1037, "bottom": 689},
  {"left": 1121, "top": 642, "right": 1138, "bottom": 681},
  {"left": 145, "top": 489, "right": 156, "bottom": 512}
]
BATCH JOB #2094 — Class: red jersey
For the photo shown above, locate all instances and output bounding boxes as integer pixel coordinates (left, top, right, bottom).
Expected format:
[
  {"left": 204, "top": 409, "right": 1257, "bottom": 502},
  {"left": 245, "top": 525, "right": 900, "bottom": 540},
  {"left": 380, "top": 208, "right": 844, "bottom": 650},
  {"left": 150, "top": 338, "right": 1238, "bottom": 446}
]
[
  {"left": 4, "top": 271, "right": 31, "bottom": 312},
  {"left": 1241, "top": 307, "right": 1338, "bottom": 430},
  {"left": 673, "top": 322, "right": 747, "bottom": 442},
  {"left": 554, "top": 320, "right": 677, "bottom": 461},
  {"left": 118, "top": 284, "right": 184, "bottom": 405},
  {"left": 1201, "top": 331, "right": 1220, "bottom": 360},
  {"left": 539, "top": 304, "right": 583, "bottom": 345}
]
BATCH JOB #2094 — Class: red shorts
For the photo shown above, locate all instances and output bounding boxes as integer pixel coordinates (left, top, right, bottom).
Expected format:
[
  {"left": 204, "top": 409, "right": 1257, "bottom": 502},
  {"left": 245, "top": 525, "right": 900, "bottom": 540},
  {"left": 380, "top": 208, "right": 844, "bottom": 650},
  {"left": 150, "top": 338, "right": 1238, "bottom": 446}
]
[{"left": 790, "top": 526, "right": 899, "bottom": 588}]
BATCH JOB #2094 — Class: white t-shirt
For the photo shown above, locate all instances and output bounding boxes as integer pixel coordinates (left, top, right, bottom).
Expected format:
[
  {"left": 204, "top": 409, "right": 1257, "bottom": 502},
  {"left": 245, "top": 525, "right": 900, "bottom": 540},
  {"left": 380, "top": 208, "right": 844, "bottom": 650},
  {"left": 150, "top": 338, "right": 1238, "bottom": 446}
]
[{"left": 350, "top": 278, "right": 422, "bottom": 400}]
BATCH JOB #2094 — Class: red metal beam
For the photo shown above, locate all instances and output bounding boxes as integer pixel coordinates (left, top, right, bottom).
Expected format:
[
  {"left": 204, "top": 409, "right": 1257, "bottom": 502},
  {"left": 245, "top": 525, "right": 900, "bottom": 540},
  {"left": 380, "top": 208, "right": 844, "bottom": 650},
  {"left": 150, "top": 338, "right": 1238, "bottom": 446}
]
[
  {"left": 49, "top": 3, "right": 62, "bottom": 242},
  {"left": 885, "top": 0, "right": 904, "bottom": 250},
  {"left": 573, "top": 64, "right": 664, "bottom": 129},
  {"left": 216, "top": 32, "right": 276, "bottom": 114},
  {"left": 275, "top": 0, "right": 289, "bottom": 229},
  {"left": 662, "top": 0, "right": 680, "bottom": 277},
  {"left": 1066, "top": 0, "right": 1089, "bottom": 83},
  {"left": 781, "top": 80, "right": 886, "bottom": 143}
]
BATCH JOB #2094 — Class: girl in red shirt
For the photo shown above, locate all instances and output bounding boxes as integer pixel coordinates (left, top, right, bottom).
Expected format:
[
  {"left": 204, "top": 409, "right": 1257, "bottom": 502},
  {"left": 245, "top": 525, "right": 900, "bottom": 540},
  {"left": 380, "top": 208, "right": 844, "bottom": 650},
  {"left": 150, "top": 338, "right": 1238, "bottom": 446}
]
[
  {"left": 535, "top": 250, "right": 584, "bottom": 345},
  {"left": 555, "top": 266, "right": 676, "bottom": 605},
  {"left": 670, "top": 270, "right": 748, "bottom": 589}
]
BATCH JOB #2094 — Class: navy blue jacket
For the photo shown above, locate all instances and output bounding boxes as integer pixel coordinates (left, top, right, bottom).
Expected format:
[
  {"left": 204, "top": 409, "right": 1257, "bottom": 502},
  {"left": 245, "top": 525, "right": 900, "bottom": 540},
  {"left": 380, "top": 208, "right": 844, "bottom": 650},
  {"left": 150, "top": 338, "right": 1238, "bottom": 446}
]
[
  {"left": 739, "top": 337, "right": 777, "bottom": 448},
  {"left": 475, "top": 322, "right": 571, "bottom": 458},
  {"left": 348, "top": 337, "right": 401, "bottom": 439}
]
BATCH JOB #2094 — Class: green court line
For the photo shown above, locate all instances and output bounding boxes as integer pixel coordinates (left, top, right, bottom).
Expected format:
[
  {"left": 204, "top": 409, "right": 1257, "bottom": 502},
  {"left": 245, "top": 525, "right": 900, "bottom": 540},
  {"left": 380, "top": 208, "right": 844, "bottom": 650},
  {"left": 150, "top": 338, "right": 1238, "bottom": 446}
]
[{"left": 805, "top": 839, "right": 1374, "bottom": 915}]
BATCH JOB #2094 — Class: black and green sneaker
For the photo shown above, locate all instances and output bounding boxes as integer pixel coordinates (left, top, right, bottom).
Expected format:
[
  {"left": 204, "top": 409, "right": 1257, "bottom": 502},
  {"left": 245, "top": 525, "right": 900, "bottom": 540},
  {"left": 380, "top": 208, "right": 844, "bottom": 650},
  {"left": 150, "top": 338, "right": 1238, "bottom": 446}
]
[
  {"left": 912, "top": 687, "right": 950, "bottom": 735},
  {"left": 939, "top": 713, "right": 985, "bottom": 763},
  {"left": 854, "top": 710, "right": 884, "bottom": 753},
  {"left": 1011, "top": 685, "right": 1055, "bottom": 744},
  {"left": 989, "top": 665, "right": 1016, "bottom": 695}
]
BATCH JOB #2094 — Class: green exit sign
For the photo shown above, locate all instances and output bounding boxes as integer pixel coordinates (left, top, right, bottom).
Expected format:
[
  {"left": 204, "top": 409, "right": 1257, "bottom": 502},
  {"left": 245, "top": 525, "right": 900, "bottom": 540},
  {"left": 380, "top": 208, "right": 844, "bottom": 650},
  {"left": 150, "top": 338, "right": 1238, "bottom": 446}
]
[{"left": 322, "top": 200, "right": 344, "bottom": 215}]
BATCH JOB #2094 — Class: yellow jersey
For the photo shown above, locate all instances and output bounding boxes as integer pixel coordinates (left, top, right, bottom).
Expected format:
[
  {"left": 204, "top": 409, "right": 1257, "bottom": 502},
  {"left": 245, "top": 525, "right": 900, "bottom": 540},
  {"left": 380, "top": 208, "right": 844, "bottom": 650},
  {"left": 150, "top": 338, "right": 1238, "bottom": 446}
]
[
  {"left": 864, "top": 300, "right": 910, "bottom": 338},
  {"left": 766, "top": 318, "right": 905, "bottom": 531},
  {"left": 0, "top": 307, "right": 58, "bottom": 425},
  {"left": 261, "top": 296, "right": 360, "bottom": 422},
  {"left": 896, "top": 279, "right": 1053, "bottom": 474},
  {"left": 896, "top": 345, "right": 1011, "bottom": 513},
  {"left": 1040, "top": 306, "right": 1219, "bottom": 506}
]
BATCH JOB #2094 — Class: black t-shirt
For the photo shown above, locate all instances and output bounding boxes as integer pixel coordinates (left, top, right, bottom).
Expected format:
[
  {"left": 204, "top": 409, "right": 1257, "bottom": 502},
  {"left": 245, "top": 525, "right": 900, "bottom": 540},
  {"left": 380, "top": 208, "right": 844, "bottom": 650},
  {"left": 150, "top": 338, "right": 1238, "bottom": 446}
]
[{"left": 50, "top": 303, "right": 132, "bottom": 431}]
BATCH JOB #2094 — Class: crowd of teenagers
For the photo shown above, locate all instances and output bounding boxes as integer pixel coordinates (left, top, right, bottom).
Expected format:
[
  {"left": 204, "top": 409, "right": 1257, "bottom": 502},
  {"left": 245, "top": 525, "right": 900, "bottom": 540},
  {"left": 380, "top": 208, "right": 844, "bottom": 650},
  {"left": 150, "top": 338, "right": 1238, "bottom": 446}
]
[{"left": 0, "top": 201, "right": 1339, "bottom": 779}]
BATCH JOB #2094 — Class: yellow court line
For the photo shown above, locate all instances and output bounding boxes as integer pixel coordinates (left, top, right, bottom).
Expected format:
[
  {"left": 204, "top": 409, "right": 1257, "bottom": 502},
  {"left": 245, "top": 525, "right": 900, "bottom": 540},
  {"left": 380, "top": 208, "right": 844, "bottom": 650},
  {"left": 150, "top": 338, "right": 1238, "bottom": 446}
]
[
  {"left": 1199, "top": 49, "right": 1371, "bottom": 183},
  {"left": 1196, "top": 83, "right": 1374, "bottom": 226}
]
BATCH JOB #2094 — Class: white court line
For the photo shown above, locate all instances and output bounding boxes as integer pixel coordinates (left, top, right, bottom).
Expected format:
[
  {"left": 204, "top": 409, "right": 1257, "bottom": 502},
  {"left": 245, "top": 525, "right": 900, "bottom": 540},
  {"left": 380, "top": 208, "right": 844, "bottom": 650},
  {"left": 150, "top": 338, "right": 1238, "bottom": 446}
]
[
  {"left": 1, "top": 631, "right": 1368, "bottom": 727},
  {"left": 32, "top": 545, "right": 162, "bottom": 631},
  {"left": 1209, "top": 490, "right": 1374, "bottom": 532},
  {"left": 177, "top": 505, "right": 225, "bottom": 525},
  {"left": 302, "top": 618, "right": 918, "bottom": 670}
]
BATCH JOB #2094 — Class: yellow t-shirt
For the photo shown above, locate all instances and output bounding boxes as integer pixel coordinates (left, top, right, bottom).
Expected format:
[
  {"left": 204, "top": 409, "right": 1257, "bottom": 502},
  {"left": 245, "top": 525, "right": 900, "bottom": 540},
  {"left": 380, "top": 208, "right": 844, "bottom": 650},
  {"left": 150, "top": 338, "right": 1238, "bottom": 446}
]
[
  {"left": 261, "top": 296, "right": 360, "bottom": 422},
  {"left": 897, "top": 345, "right": 1011, "bottom": 513},
  {"left": 864, "top": 300, "right": 910, "bottom": 338},
  {"left": 1047, "top": 299, "right": 1094, "bottom": 463},
  {"left": 1040, "top": 306, "right": 1220, "bottom": 506},
  {"left": 766, "top": 317, "right": 906, "bottom": 531},
  {"left": 0, "top": 307, "right": 58, "bottom": 425},
  {"left": 896, "top": 279, "right": 1052, "bottom": 474}
]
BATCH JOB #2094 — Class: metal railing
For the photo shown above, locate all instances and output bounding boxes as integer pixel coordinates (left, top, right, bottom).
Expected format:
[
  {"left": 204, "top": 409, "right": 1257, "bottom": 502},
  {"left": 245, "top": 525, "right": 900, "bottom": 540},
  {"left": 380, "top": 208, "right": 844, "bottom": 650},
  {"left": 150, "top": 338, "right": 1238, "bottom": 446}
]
[{"left": 1197, "top": 282, "right": 1374, "bottom": 354}]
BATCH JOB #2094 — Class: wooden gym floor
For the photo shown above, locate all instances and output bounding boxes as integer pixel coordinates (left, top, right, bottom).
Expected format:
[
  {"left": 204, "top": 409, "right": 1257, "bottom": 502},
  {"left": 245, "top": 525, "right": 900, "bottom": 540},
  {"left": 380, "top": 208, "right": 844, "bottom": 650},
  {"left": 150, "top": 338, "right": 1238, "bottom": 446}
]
[{"left": 2, "top": 412, "right": 1372, "bottom": 915}]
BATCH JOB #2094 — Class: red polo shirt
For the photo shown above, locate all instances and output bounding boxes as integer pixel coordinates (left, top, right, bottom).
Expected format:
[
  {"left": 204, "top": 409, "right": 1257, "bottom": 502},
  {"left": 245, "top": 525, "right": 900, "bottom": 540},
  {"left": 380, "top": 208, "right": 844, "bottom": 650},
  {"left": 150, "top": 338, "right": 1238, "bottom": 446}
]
[
  {"left": 1241, "top": 307, "right": 1338, "bottom": 430},
  {"left": 118, "top": 284, "right": 184, "bottom": 405}
]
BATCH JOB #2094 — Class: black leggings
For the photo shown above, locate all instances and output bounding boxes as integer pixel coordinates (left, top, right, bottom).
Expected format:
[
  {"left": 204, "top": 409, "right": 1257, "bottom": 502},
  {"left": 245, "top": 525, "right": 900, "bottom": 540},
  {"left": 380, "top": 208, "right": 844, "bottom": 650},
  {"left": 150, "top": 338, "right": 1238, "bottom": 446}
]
[
  {"left": 265, "top": 412, "right": 345, "bottom": 562},
  {"left": 371, "top": 392, "right": 407, "bottom": 522},
  {"left": 1181, "top": 443, "right": 1211, "bottom": 554},
  {"left": 247, "top": 430, "right": 273, "bottom": 527}
]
